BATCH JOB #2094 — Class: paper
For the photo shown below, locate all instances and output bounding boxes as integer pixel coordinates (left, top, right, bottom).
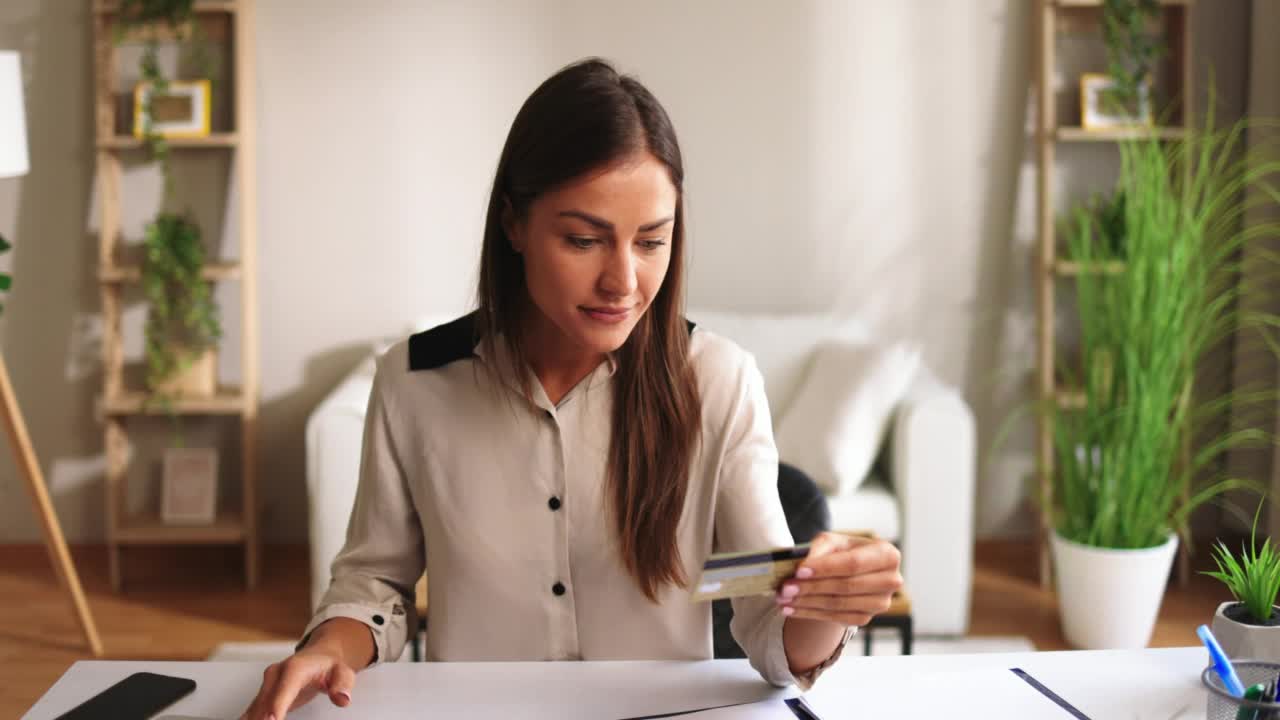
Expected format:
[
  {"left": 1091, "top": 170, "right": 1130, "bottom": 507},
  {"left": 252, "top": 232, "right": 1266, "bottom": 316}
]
[{"left": 804, "top": 666, "right": 1077, "bottom": 718}]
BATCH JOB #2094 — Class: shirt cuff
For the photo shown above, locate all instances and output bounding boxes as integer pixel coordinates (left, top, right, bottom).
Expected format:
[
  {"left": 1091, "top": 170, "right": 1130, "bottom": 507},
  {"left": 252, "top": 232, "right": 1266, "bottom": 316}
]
[
  {"left": 295, "top": 599, "right": 415, "bottom": 667},
  {"left": 789, "top": 625, "right": 857, "bottom": 691}
]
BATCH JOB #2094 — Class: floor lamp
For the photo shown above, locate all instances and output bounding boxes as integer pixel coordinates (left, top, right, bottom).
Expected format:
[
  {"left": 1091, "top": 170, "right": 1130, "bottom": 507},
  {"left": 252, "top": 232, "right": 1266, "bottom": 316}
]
[{"left": 0, "top": 50, "right": 103, "bottom": 657}]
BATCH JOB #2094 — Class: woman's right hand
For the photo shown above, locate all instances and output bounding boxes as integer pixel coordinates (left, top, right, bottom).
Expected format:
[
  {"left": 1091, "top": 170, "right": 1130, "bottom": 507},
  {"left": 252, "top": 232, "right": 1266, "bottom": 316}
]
[{"left": 238, "top": 645, "right": 356, "bottom": 720}]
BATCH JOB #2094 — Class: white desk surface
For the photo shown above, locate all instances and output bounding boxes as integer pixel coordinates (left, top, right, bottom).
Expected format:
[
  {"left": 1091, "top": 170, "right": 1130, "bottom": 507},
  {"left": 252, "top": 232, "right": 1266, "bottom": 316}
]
[{"left": 23, "top": 646, "right": 1212, "bottom": 719}]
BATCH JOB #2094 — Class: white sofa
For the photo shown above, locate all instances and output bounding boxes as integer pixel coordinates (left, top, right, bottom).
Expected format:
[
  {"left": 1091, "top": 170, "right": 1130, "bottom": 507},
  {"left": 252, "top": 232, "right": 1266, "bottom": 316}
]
[{"left": 305, "top": 311, "right": 975, "bottom": 636}]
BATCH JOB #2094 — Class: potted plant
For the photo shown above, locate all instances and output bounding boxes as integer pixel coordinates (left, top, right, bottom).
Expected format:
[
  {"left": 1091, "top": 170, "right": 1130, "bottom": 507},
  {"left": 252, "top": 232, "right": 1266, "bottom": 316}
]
[
  {"left": 1046, "top": 106, "right": 1280, "bottom": 649},
  {"left": 1205, "top": 502, "right": 1280, "bottom": 661},
  {"left": 142, "top": 212, "right": 220, "bottom": 405}
]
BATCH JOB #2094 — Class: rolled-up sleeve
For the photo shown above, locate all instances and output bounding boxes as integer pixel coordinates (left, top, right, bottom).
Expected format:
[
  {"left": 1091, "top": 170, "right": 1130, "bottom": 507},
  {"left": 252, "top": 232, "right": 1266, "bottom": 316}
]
[
  {"left": 296, "top": 354, "right": 425, "bottom": 666},
  {"left": 713, "top": 353, "right": 851, "bottom": 689}
]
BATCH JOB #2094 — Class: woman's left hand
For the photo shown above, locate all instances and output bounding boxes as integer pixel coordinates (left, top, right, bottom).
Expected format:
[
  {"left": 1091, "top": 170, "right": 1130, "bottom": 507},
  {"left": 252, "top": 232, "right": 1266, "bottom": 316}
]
[{"left": 775, "top": 532, "right": 903, "bottom": 627}]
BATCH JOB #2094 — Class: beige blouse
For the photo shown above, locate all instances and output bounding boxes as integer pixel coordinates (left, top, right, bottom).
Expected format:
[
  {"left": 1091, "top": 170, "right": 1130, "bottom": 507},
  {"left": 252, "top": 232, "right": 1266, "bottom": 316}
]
[{"left": 297, "top": 314, "right": 851, "bottom": 687}]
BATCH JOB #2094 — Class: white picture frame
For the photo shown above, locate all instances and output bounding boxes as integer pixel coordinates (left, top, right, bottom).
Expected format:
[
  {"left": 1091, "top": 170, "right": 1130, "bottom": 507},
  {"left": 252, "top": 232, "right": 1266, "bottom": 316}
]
[
  {"left": 1080, "top": 73, "right": 1154, "bottom": 130},
  {"left": 161, "top": 448, "right": 218, "bottom": 525}
]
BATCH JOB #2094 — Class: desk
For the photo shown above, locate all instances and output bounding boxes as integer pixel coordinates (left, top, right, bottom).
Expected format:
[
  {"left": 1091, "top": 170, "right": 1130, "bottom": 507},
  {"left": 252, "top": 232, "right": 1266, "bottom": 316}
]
[{"left": 24, "top": 647, "right": 1211, "bottom": 719}]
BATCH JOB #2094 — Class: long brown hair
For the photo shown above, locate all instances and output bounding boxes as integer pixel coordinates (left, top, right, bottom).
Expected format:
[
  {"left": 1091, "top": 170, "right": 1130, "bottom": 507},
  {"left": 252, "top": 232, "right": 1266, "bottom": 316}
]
[{"left": 475, "top": 58, "right": 702, "bottom": 601}]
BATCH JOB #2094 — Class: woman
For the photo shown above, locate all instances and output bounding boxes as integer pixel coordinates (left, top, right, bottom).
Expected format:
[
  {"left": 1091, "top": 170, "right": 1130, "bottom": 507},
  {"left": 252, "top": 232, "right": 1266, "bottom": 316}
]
[{"left": 240, "top": 57, "right": 902, "bottom": 720}]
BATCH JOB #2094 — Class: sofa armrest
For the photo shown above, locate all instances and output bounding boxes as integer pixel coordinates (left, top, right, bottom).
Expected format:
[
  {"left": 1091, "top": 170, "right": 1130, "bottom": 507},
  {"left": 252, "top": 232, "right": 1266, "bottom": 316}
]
[
  {"left": 890, "top": 363, "right": 975, "bottom": 636},
  {"left": 304, "top": 352, "right": 379, "bottom": 614}
]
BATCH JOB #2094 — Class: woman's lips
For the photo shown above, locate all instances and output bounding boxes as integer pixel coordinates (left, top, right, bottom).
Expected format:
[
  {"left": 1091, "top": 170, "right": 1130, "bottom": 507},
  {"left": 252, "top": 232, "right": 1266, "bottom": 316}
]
[{"left": 581, "top": 306, "right": 631, "bottom": 324}]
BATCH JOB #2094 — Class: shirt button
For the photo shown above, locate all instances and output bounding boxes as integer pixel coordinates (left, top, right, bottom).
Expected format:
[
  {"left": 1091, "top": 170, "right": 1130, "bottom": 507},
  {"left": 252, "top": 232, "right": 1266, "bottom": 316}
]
[
  {"left": 552, "top": 582, "right": 566, "bottom": 596},
  {"left": 548, "top": 496, "right": 561, "bottom": 511}
]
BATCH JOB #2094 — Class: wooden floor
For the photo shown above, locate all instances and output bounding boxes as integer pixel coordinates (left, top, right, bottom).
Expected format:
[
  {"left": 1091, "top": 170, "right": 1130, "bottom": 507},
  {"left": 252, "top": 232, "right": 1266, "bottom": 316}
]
[{"left": 1, "top": 540, "right": 1231, "bottom": 717}]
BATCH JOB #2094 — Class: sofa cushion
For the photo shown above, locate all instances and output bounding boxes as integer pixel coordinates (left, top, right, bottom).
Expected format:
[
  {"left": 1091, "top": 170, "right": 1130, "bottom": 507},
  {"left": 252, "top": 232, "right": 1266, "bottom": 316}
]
[
  {"left": 826, "top": 477, "right": 901, "bottom": 542},
  {"left": 687, "top": 310, "right": 869, "bottom": 420},
  {"left": 774, "top": 340, "right": 920, "bottom": 496}
]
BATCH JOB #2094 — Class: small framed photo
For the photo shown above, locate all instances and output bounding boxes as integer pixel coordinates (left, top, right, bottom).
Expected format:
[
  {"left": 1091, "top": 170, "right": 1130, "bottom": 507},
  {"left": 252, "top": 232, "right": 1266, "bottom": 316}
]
[
  {"left": 133, "top": 79, "right": 211, "bottom": 139},
  {"left": 1080, "top": 73, "right": 1153, "bottom": 130},
  {"left": 161, "top": 448, "right": 218, "bottom": 525}
]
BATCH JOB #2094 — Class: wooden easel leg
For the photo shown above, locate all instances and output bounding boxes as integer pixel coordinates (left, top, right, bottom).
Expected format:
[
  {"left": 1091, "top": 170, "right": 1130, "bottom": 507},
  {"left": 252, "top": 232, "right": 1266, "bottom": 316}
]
[{"left": 0, "top": 352, "right": 103, "bottom": 656}]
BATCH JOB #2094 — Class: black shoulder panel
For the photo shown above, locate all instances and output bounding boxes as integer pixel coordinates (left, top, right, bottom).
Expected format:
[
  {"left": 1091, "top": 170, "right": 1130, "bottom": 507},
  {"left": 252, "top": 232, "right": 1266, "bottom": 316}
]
[{"left": 408, "top": 311, "right": 480, "bottom": 371}]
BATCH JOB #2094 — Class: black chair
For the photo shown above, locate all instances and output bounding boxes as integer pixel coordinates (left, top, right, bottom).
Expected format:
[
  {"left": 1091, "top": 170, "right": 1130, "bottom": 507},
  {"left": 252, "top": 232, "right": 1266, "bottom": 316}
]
[{"left": 712, "top": 462, "right": 830, "bottom": 659}]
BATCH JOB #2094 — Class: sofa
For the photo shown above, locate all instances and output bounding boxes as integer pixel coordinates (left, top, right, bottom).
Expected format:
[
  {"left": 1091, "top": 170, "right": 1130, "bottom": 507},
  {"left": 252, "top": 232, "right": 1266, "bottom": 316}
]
[{"left": 305, "top": 310, "right": 975, "bottom": 641}]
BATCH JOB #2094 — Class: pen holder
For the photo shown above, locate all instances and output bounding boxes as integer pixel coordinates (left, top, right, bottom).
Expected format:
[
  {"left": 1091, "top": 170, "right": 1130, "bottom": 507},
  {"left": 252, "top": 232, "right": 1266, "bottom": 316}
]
[{"left": 1202, "top": 661, "right": 1280, "bottom": 720}]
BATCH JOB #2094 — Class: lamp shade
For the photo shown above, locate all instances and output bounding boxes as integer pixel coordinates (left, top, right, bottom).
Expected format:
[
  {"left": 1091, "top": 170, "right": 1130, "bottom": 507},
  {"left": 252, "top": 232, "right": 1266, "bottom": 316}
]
[{"left": 0, "top": 51, "right": 29, "bottom": 179}]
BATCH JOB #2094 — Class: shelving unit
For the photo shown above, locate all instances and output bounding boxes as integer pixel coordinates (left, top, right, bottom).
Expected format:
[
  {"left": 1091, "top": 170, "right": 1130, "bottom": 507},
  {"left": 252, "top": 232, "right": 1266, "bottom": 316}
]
[
  {"left": 91, "top": 0, "right": 259, "bottom": 591},
  {"left": 1034, "top": 0, "right": 1194, "bottom": 588}
]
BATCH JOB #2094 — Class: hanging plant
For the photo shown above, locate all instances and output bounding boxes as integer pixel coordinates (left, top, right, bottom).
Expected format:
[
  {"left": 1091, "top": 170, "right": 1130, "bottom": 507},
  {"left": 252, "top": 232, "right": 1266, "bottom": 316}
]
[
  {"left": 0, "top": 234, "right": 10, "bottom": 314},
  {"left": 1100, "top": 0, "right": 1164, "bottom": 117},
  {"left": 112, "top": 0, "right": 217, "bottom": 192},
  {"left": 141, "top": 212, "right": 221, "bottom": 416}
]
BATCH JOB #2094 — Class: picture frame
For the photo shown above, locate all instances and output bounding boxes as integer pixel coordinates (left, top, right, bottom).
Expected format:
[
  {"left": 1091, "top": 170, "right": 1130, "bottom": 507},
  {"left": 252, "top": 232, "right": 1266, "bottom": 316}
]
[
  {"left": 133, "top": 79, "right": 212, "bottom": 139},
  {"left": 161, "top": 447, "right": 218, "bottom": 525},
  {"left": 1080, "top": 73, "right": 1153, "bottom": 131}
]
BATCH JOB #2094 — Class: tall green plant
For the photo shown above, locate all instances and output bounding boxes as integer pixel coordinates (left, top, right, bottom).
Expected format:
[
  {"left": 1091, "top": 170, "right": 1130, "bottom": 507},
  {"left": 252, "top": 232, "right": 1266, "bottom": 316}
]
[{"left": 1052, "top": 111, "right": 1280, "bottom": 549}]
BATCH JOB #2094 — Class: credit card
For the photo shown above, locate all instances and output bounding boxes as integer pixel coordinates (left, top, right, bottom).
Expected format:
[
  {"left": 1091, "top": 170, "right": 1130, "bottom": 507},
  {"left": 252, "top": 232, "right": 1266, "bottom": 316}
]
[{"left": 690, "top": 543, "right": 811, "bottom": 602}]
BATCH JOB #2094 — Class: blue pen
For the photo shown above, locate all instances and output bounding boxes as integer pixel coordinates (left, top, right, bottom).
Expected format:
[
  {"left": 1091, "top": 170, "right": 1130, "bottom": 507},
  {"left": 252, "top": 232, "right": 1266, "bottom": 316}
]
[{"left": 1198, "top": 624, "right": 1246, "bottom": 698}]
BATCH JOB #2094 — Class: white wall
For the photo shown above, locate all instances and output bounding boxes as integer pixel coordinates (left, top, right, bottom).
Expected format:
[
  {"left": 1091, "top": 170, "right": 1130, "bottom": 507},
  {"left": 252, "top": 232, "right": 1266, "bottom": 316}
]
[{"left": 0, "top": 0, "right": 1250, "bottom": 544}]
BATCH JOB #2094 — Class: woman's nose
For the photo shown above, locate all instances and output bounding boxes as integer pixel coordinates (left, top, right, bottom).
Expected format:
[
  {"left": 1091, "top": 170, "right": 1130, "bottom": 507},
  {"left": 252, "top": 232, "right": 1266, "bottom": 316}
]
[{"left": 599, "top": 248, "right": 638, "bottom": 297}]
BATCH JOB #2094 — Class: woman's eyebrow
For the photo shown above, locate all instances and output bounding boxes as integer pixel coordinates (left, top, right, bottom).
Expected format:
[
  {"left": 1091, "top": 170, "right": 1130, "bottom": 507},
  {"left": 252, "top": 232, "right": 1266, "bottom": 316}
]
[{"left": 558, "top": 210, "right": 674, "bottom": 233}]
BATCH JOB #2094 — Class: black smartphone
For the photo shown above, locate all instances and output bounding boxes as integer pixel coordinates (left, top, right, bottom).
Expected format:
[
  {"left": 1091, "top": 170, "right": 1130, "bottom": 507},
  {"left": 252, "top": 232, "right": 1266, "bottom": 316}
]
[{"left": 53, "top": 671, "right": 197, "bottom": 720}]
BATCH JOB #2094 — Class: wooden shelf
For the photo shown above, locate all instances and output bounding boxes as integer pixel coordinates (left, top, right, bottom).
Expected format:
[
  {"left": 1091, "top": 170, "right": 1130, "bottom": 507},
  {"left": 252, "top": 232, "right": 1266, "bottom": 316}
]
[
  {"left": 100, "top": 262, "right": 242, "bottom": 284},
  {"left": 113, "top": 511, "right": 246, "bottom": 545},
  {"left": 97, "top": 134, "right": 239, "bottom": 150},
  {"left": 1056, "top": 126, "right": 1188, "bottom": 142},
  {"left": 1034, "top": 0, "right": 1194, "bottom": 591},
  {"left": 97, "top": 4, "right": 234, "bottom": 44},
  {"left": 1056, "top": 0, "right": 1189, "bottom": 6},
  {"left": 1055, "top": 260, "right": 1126, "bottom": 276},
  {"left": 1055, "top": 390, "right": 1087, "bottom": 410},
  {"left": 99, "top": 388, "right": 245, "bottom": 416},
  {"left": 94, "top": 0, "right": 260, "bottom": 592}
]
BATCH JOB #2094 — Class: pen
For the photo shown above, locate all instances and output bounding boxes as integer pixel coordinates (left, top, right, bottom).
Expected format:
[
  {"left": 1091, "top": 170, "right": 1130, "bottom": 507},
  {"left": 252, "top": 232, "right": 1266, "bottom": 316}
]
[
  {"left": 1236, "top": 682, "right": 1265, "bottom": 720},
  {"left": 1198, "top": 625, "right": 1246, "bottom": 697}
]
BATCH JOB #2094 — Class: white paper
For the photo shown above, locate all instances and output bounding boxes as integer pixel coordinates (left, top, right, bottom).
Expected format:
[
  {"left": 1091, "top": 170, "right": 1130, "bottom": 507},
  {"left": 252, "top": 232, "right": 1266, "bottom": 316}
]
[{"left": 806, "top": 667, "right": 1073, "bottom": 718}]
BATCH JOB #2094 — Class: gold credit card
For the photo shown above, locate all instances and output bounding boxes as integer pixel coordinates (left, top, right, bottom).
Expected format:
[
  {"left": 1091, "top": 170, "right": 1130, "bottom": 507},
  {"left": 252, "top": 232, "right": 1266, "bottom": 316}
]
[{"left": 690, "top": 544, "right": 811, "bottom": 602}]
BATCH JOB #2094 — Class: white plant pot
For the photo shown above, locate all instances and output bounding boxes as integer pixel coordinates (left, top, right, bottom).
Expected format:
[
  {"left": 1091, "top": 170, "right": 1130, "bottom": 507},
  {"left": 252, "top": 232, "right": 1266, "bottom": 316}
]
[
  {"left": 1211, "top": 602, "right": 1280, "bottom": 662},
  {"left": 1051, "top": 530, "right": 1178, "bottom": 649}
]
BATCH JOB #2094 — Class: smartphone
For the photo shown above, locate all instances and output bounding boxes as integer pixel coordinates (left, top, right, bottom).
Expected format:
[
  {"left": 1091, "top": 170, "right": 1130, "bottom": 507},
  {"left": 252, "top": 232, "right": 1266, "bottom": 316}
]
[{"left": 54, "top": 671, "right": 196, "bottom": 720}]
